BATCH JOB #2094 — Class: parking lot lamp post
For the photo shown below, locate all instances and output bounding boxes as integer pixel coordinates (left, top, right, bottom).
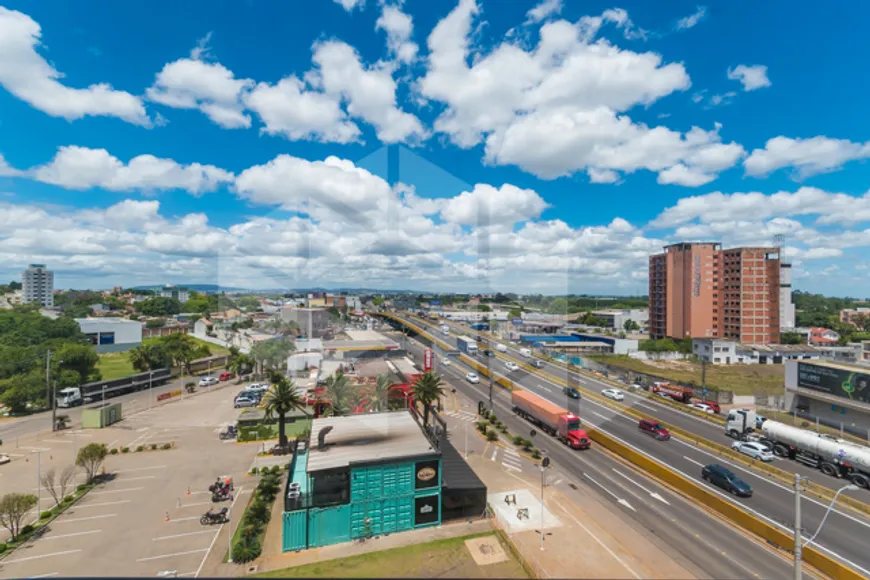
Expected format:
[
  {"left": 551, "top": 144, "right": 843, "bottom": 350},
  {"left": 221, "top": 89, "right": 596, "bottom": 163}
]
[
  {"left": 149, "top": 370, "right": 154, "bottom": 411},
  {"left": 795, "top": 480, "right": 858, "bottom": 580},
  {"left": 227, "top": 507, "right": 233, "bottom": 563},
  {"left": 540, "top": 455, "right": 550, "bottom": 551}
]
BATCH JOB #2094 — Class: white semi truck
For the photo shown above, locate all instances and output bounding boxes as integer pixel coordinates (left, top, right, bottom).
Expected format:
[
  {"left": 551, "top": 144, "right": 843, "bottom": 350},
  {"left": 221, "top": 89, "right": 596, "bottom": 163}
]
[{"left": 760, "top": 420, "right": 870, "bottom": 489}]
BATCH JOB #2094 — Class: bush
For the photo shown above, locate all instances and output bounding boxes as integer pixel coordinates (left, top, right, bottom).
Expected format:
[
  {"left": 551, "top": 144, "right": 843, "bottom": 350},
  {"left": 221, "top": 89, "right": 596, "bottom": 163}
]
[
  {"left": 0, "top": 542, "right": 6, "bottom": 553},
  {"left": 532, "top": 449, "right": 542, "bottom": 459},
  {"left": 162, "top": 443, "right": 172, "bottom": 450},
  {"left": 21, "top": 524, "right": 34, "bottom": 535},
  {"left": 231, "top": 537, "right": 262, "bottom": 563},
  {"left": 271, "top": 465, "right": 281, "bottom": 475},
  {"left": 522, "top": 438, "right": 533, "bottom": 447},
  {"left": 476, "top": 421, "right": 487, "bottom": 434},
  {"left": 150, "top": 444, "right": 158, "bottom": 451},
  {"left": 76, "top": 484, "right": 88, "bottom": 492},
  {"left": 109, "top": 448, "right": 118, "bottom": 455},
  {"left": 40, "top": 510, "right": 53, "bottom": 519},
  {"left": 136, "top": 445, "right": 144, "bottom": 452},
  {"left": 499, "top": 426, "right": 508, "bottom": 434},
  {"left": 250, "top": 467, "right": 259, "bottom": 475},
  {"left": 121, "top": 447, "right": 130, "bottom": 454},
  {"left": 489, "top": 413, "right": 497, "bottom": 422},
  {"left": 523, "top": 443, "right": 533, "bottom": 452},
  {"left": 512, "top": 435, "right": 524, "bottom": 445},
  {"left": 63, "top": 495, "right": 74, "bottom": 503},
  {"left": 486, "top": 430, "right": 499, "bottom": 442}
]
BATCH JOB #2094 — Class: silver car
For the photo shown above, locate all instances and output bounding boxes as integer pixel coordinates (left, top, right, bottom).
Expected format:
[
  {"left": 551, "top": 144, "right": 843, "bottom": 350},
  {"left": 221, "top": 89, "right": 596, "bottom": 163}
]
[{"left": 731, "top": 441, "right": 774, "bottom": 462}]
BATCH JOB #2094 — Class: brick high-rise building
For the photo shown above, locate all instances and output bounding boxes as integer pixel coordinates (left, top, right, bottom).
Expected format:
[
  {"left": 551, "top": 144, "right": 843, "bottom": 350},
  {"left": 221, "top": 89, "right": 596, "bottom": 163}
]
[{"left": 648, "top": 243, "right": 781, "bottom": 344}]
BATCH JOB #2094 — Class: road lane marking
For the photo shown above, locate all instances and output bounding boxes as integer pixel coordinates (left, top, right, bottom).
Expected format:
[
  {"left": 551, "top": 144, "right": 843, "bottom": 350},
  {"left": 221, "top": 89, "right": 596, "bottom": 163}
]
[
  {"left": 612, "top": 469, "right": 671, "bottom": 505},
  {"left": 55, "top": 514, "right": 117, "bottom": 524},
  {"left": 137, "top": 548, "right": 209, "bottom": 562},
  {"left": 89, "top": 487, "right": 146, "bottom": 495},
  {"left": 153, "top": 530, "right": 217, "bottom": 541},
  {"left": 28, "top": 574, "right": 60, "bottom": 578},
  {"left": 179, "top": 501, "right": 213, "bottom": 508},
  {"left": 114, "top": 465, "right": 167, "bottom": 473},
  {"left": 584, "top": 474, "right": 635, "bottom": 512},
  {"left": 2, "top": 549, "right": 82, "bottom": 564},
  {"left": 42, "top": 530, "right": 103, "bottom": 540},
  {"left": 169, "top": 516, "right": 201, "bottom": 523},
  {"left": 683, "top": 455, "right": 706, "bottom": 467},
  {"left": 71, "top": 500, "right": 131, "bottom": 509},
  {"left": 117, "top": 476, "right": 158, "bottom": 482}
]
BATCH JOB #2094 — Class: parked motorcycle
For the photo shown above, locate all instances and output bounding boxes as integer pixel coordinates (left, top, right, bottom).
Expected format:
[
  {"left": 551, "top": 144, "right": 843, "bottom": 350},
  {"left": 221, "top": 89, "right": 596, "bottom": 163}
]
[
  {"left": 211, "top": 488, "right": 233, "bottom": 502},
  {"left": 219, "top": 425, "right": 237, "bottom": 440},
  {"left": 200, "top": 507, "right": 228, "bottom": 525}
]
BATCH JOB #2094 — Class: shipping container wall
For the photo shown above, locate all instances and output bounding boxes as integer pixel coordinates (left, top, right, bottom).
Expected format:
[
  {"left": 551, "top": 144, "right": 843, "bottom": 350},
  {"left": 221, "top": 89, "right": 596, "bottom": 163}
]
[
  {"left": 350, "top": 496, "right": 414, "bottom": 539},
  {"left": 282, "top": 510, "right": 308, "bottom": 552},
  {"left": 307, "top": 504, "right": 351, "bottom": 548},
  {"left": 351, "top": 462, "right": 415, "bottom": 501}
]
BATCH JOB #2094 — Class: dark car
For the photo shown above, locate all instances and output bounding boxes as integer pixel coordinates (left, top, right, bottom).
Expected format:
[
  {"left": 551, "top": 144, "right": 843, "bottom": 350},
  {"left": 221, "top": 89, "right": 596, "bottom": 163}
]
[
  {"left": 563, "top": 387, "right": 581, "bottom": 399},
  {"left": 482, "top": 349, "right": 494, "bottom": 357},
  {"left": 701, "top": 464, "right": 753, "bottom": 497},
  {"left": 638, "top": 419, "right": 670, "bottom": 440}
]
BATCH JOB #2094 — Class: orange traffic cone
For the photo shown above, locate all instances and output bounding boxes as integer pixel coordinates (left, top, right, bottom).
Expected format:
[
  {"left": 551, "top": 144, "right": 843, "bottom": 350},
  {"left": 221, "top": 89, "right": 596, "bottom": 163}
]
[
  {"left": 164, "top": 511, "right": 170, "bottom": 523},
  {"left": 186, "top": 486, "right": 191, "bottom": 496}
]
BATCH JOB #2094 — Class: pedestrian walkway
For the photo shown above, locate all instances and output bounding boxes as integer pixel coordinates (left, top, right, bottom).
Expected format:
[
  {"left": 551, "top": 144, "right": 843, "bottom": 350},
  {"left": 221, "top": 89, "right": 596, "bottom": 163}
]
[{"left": 442, "top": 410, "right": 477, "bottom": 422}]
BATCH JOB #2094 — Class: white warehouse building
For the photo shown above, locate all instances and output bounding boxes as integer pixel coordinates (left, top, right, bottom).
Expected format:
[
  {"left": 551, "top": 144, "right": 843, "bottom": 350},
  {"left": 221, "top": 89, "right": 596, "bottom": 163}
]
[{"left": 76, "top": 318, "right": 144, "bottom": 353}]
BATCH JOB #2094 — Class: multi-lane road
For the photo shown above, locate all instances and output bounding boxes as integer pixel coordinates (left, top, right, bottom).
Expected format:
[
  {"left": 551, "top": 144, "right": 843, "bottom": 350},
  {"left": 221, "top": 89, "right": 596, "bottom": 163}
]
[{"left": 390, "top": 313, "right": 870, "bottom": 577}]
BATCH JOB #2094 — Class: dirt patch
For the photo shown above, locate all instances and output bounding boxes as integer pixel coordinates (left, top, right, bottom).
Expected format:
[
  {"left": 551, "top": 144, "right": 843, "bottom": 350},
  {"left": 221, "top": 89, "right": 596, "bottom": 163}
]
[
  {"left": 254, "top": 533, "right": 528, "bottom": 579},
  {"left": 590, "top": 355, "right": 785, "bottom": 395}
]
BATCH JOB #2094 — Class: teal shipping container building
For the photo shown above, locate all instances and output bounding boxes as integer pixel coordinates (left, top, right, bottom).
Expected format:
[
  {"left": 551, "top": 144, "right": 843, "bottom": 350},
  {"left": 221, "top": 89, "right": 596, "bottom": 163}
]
[{"left": 283, "top": 411, "right": 442, "bottom": 552}]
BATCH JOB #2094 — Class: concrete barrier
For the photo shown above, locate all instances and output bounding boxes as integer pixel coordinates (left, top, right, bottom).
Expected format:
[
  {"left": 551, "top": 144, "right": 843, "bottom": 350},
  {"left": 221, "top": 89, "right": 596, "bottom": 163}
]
[{"left": 588, "top": 428, "right": 864, "bottom": 580}]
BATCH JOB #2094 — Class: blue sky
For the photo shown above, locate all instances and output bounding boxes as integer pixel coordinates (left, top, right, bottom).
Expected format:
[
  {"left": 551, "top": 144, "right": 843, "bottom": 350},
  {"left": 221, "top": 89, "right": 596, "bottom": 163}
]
[{"left": 0, "top": 0, "right": 868, "bottom": 294}]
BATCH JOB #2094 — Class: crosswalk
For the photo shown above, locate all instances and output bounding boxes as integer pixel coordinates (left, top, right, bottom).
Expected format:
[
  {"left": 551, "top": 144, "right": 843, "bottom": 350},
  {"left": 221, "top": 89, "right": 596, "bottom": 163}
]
[
  {"left": 502, "top": 448, "right": 523, "bottom": 472},
  {"left": 442, "top": 410, "right": 477, "bottom": 423}
]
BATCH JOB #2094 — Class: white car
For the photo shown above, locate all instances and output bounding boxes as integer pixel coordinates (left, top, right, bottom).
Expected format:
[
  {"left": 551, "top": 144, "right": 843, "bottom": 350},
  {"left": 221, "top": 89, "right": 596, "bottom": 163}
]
[
  {"left": 245, "top": 383, "right": 269, "bottom": 393},
  {"left": 505, "top": 361, "right": 519, "bottom": 372},
  {"left": 731, "top": 441, "right": 774, "bottom": 462},
  {"left": 466, "top": 372, "right": 480, "bottom": 384},
  {"left": 199, "top": 376, "right": 219, "bottom": 387},
  {"left": 0, "top": 453, "right": 10, "bottom": 465},
  {"left": 441, "top": 358, "right": 450, "bottom": 366},
  {"left": 690, "top": 402, "right": 715, "bottom": 414},
  {"left": 602, "top": 388, "right": 624, "bottom": 401}
]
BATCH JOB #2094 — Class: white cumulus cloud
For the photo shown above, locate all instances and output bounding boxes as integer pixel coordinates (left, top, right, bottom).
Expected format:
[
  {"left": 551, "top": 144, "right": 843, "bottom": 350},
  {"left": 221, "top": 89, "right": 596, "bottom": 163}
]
[
  {"left": 744, "top": 135, "right": 870, "bottom": 179},
  {"left": 727, "top": 64, "right": 771, "bottom": 91}
]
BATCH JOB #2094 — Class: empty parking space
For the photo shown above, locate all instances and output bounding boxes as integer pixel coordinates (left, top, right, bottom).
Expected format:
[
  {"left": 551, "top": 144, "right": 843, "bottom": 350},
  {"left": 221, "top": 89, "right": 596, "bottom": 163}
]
[{"left": 0, "top": 386, "right": 259, "bottom": 578}]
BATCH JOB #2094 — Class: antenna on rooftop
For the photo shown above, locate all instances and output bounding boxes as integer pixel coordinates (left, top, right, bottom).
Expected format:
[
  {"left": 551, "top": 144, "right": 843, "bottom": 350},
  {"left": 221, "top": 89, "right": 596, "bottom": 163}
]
[{"left": 773, "top": 234, "right": 785, "bottom": 260}]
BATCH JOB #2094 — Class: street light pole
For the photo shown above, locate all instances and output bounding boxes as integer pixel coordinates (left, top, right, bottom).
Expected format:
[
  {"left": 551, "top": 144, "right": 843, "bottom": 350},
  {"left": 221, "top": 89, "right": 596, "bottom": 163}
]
[
  {"left": 149, "top": 370, "right": 154, "bottom": 411},
  {"left": 227, "top": 507, "right": 233, "bottom": 563}
]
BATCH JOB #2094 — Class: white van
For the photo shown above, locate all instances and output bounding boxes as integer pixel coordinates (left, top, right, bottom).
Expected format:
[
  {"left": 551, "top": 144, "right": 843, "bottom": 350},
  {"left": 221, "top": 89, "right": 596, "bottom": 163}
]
[
  {"left": 519, "top": 348, "right": 532, "bottom": 358},
  {"left": 56, "top": 387, "right": 83, "bottom": 408},
  {"left": 495, "top": 344, "right": 507, "bottom": 353}
]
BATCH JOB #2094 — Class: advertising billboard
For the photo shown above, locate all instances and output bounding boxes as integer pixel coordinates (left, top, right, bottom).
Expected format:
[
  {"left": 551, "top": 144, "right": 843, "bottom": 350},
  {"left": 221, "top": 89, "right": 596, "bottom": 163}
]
[
  {"left": 796, "top": 362, "right": 870, "bottom": 404},
  {"left": 423, "top": 348, "right": 433, "bottom": 371}
]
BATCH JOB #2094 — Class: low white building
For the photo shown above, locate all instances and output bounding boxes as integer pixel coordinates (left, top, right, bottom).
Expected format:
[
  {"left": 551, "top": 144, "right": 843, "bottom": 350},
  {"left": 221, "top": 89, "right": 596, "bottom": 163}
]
[
  {"left": 692, "top": 338, "right": 825, "bottom": 365},
  {"left": 590, "top": 309, "right": 649, "bottom": 332},
  {"left": 287, "top": 352, "right": 324, "bottom": 373},
  {"left": 76, "top": 317, "right": 143, "bottom": 353},
  {"left": 438, "top": 309, "right": 509, "bottom": 322}
]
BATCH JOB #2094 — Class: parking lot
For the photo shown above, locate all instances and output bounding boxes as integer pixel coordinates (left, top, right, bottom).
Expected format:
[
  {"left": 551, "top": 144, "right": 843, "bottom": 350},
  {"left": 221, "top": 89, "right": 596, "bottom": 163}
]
[{"left": 0, "top": 383, "right": 262, "bottom": 578}]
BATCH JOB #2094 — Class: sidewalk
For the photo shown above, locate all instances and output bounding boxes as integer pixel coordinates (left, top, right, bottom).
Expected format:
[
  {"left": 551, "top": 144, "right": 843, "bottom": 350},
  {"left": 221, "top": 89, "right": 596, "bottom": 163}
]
[{"left": 468, "top": 454, "right": 697, "bottom": 580}]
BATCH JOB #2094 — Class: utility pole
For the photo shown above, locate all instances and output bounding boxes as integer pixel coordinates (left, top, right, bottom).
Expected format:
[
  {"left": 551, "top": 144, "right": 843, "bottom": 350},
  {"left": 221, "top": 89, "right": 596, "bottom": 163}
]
[
  {"left": 47, "top": 350, "right": 57, "bottom": 432},
  {"left": 487, "top": 346, "right": 493, "bottom": 411},
  {"left": 794, "top": 473, "right": 802, "bottom": 580}
]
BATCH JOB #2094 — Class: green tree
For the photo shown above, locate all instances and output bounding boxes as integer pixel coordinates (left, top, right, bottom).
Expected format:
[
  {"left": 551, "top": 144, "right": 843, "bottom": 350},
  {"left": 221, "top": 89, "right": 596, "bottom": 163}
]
[
  {"left": 145, "top": 318, "right": 166, "bottom": 329},
  {"left": 780, "top": 332, "right": 803, "bottom": 345},
  {"left": 623, "top": 319, "right": 640, "bottom": 333},
  {"left": 508, "top": 308, "right": 522, "bottom": 319},
  {"left": 0, "top": 493, "right": 38, "bottom": 541},
  {"left": 369, "top": 373, "right": 395, "bottom": 412},
  {"left": 0, "top": 371, "right": 45, "bottom": 414},
  {"left": 236, "top": 296, "right": 261, "bottom": 311},
  {"left": 411, "top": 371, "right": 445, "bottom": 425},
  {"left": 262, "top": 371, "right": 305, "bottom": 449},
  {"left": 138, "top": 297, "right": 182, "bottom": 317},
  {"left": 476, "top": 304, "right": 491, "bottom": 312},
  {"left": 250, "top": 337, "right": 295, "bottom": 373},
  {"left": 182, "top": 297, "right": 211, "bottom": 313},
  {"left": 127, "top": 343, "right": 171, "bottom": 372},
  {"left": 160, "top": 334, "right": 210, "bottom": 374},
  {"left": 76, "top": 443, "right": 109, "bottom": 484},
  {"left": 57, "top": 343, "right": 101, "bottom": 384},
  {"left": 229, "top": 351, "right": 255, "bottom": 381},
  {"left": 323, "top": 370, "right": 352, "bottom": 416}
]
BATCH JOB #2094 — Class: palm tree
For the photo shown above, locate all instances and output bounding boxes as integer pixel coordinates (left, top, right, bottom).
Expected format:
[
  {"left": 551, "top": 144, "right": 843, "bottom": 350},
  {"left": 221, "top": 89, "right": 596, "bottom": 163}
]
[
  {"left": 368, "top": 373, "right": 394, "bottom": 413},
  {"left": 412, "top": 371, "right": 445, "bottom": 425},
  {"left": 230, "top": 353, "right": 254, "bottom": 382},
  {"left": 262, "top": 371, "right": 305, "bottom": 449},
  {"left": 323, "top": 370, "right": 352, "bottom": 416}
]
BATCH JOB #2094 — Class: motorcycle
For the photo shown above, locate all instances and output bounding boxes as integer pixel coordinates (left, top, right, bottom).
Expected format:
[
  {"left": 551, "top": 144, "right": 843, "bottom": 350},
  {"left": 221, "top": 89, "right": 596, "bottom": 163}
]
[
  {"left": 219, "top": 426, "right": 237, "bottom": 440},
  {"left": 209, "top": 481, "right": 233, "bottom": 502},
  {"left": 200, "top": 507, "right": 228, "bottom": 525}
]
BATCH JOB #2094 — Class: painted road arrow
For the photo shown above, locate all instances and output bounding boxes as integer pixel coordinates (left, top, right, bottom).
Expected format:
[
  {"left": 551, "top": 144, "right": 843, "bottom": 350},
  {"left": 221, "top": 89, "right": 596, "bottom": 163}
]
[
  {"left": 612, "top": 469, "right": 671, "bottom": 506},
  {"left": 585, "top": 474, "right": 636, "bottom": 512}
]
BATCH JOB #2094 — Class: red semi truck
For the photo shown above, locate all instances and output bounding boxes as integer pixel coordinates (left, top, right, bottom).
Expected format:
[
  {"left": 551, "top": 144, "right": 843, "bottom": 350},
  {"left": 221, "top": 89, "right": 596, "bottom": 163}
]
[
  {"left": 651, "top": 382, "right": 694, "bottom": 403},
  {"left": 511, "top": 390, "right": 590, "bottom": 449}
]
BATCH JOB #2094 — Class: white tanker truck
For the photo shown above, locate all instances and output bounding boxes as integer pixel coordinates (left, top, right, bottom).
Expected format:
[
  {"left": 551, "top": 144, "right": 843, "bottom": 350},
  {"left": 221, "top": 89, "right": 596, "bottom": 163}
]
[{"left": 760, "top": 420, "right": 870, "bottom": 489}]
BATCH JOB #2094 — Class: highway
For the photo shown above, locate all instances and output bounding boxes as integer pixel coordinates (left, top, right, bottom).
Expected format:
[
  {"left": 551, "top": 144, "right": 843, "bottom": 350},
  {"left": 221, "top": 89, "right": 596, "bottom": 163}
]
[
  {"left": 400, "top": 334, "right": 795, "bottom": 579},
  {"left": 389, "top": 313, "right": 870, "bottom": 577},
  {"left": 430, "top": 315, "right": 870, "bottom": 497}
]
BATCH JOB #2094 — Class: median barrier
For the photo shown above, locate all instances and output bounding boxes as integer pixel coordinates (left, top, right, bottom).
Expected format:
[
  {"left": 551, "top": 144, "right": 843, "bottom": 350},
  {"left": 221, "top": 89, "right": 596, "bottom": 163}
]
[
  {"left": 378, "top": 312, "right": 870, "bottom": 515},
  {"left": 588, "top": 428, "right": 864, "bottom": 580}
]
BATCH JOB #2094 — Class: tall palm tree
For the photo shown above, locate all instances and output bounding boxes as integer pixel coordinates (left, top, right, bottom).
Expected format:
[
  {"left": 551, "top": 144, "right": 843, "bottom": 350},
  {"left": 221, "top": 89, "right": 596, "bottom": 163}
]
[
  {"left": 262, "top": 371, "right": 305, "bottom": 449},
  {"left": 368, "top": 373, "right": 394, "bottom": 413},
  {"left": 323, "top": 370, "right": 352, "bottom": 416},
  {"left": 412, "top": 371, "right": 445, "bottom": 425}
]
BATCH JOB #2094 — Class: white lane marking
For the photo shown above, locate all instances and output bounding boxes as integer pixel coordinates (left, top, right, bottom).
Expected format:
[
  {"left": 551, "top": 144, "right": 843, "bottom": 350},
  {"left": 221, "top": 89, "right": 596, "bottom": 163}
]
[
  {"left": 42, "top": 530, "right": 103, "bottom": 540},
  {"left": 585, "top": 474, "right": 635, "bottom": 512},
  {"left": 116, "top": 476, "right": 158, "bottom": 482},
  {"left": 178, "top": 501, "right": 213, "bottom": 508},
  {"left": 28, "top": 573, "right": 60, "bottom": 578},
  {"left": 113, "top": 465, "right": 167, "bottom": 473},
  {"left": 612, "top": 469, "right": 671, "bottom": 505},
  {"left": 49, "top": 439, "right": 72, "bottom": 444},
  {"left": 55, "top": 514, "right": 117, "bottom": 524},
  {"left": 88, "top": 487, "right": 145, "bottom": 495},
  {"left": 153, "top": 530, "right": 217, "bottom": 541},
  {"left": 503, "top": 464, "right": 523, "bottom": 473},
  {"left": 137, "top": 548, "right": 208, "bottom": 562},
  {"left": 2, "top": 549, "right": 82, "bottom": 564},
  {"left": 672, "top": 438, "right": 870, "bottom": 531},
  {"left": 683, "top": 455, "right": 706, "bottom": 467},
  {"left": 194, "top": 486, "right": 246, "bottom": 578},
  {"left": 70, "top": 500, "right": 131, "bottom": 509},
  {"left": 490, "top": 448, "right": 498, "bottom": 462},
  {"left": 169, "top": 516, "right": 202, "bottom": 523}
]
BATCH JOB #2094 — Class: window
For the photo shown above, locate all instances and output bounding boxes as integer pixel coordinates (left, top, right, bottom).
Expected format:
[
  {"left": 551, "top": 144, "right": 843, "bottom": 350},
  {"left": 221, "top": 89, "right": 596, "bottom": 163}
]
[
  {"left": 99, "top": 332, "right": 115, "bottom": 345},
  {"left": 85, "top": 333, "right": 99, "bottom": 345}
]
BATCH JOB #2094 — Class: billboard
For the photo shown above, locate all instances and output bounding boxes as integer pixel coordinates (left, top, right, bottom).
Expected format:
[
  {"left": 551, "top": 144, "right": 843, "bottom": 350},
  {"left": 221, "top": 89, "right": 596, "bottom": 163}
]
[
  {"left": 429, "top": 299, "right": 442, "bottom": 306},
  {"left": 512, "top": 318, "right": 523, "bottom": 326},
  {"left": 423, "top": 348, "right": 433, "bottom": 371},
  {"left": 796, "top": 362, "right": 870, "bottom": 404}
]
